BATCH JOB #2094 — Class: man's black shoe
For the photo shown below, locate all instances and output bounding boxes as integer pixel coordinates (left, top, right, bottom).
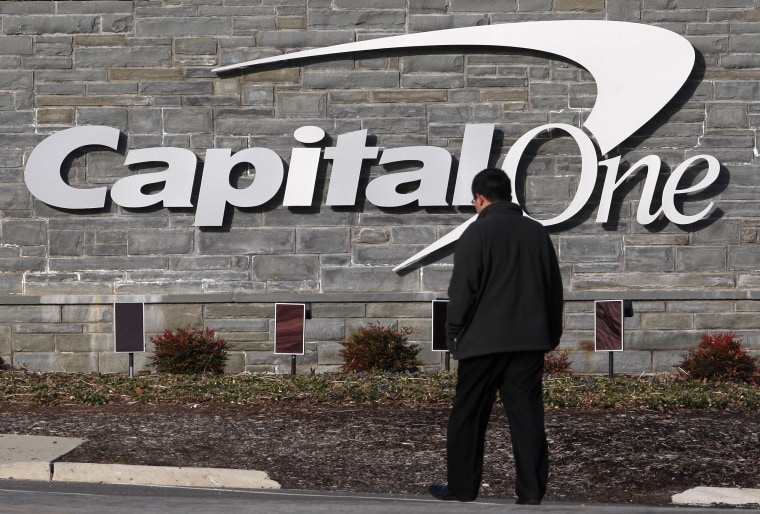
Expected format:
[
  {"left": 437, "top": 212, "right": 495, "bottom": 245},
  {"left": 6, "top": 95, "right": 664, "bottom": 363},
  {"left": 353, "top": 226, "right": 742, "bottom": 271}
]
[
  {"left": 516, "top": 498, "right": 541, "bottom": 505},
  {"left": 428, "top": 484, "right": 457, "bottom": 501},
  {"left": 428, "top": 484, "right": 476, "bottom": 502}
]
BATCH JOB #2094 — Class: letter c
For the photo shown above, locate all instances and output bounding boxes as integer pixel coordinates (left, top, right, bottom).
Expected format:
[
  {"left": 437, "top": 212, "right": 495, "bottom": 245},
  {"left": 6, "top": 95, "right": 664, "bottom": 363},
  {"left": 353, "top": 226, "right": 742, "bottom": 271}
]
[{"left": 25, "top": 126, "right": 118, "bottom": 209}]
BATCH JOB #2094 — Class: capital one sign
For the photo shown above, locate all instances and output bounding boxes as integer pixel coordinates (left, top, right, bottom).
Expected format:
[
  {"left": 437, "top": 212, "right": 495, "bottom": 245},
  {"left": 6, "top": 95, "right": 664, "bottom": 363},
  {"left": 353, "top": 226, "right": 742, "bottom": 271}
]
[{"left": 24, "top": 21, "right": 721, "bottom": 270}]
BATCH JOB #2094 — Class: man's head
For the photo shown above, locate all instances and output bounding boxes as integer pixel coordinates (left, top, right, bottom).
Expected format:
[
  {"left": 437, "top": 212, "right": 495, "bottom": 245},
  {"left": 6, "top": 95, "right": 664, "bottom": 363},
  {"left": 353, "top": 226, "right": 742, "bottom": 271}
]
[{"left": 471, "top": 168, "right": 512, "bottom": 212}]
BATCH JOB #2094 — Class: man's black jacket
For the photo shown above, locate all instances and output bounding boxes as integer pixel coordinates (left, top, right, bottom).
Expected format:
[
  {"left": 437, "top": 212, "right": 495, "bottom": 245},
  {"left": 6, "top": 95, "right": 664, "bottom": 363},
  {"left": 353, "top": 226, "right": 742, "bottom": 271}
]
[{"left": 446, "top": 201, "right": 564, "bottom": 360}]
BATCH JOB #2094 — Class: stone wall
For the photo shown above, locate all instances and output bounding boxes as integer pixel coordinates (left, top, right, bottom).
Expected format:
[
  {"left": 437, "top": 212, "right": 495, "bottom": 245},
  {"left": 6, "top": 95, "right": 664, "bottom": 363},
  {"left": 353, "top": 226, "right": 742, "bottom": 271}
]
[{"left": 1, "top": 0, "right": 760, "bottom": 374}]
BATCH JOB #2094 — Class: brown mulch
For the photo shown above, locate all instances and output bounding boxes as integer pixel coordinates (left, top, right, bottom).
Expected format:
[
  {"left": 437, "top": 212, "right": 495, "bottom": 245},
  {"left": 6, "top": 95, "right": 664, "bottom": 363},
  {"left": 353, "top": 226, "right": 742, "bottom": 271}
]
[{"left": 0, "top": 402, "right": 759, "bottom": 506}]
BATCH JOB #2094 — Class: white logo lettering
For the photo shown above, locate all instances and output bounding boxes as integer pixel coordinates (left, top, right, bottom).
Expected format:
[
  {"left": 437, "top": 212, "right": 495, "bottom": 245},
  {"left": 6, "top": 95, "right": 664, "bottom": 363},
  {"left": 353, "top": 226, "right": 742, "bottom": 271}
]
[
  {"left": 24, "top": 22, "right": 714, "bottom": 272},
  {"left": 213, "top": 20, "right": 700, "bottom": 270},
  {"left": 214, "top": 21, "right": 694, "bottom": 155}
]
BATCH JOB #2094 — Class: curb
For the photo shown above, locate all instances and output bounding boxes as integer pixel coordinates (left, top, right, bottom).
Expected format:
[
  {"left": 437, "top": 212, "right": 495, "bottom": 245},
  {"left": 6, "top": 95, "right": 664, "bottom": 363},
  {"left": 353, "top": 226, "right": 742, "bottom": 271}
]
[
  {"left": 0, "top": 461, "right": 281, "bottom": 491},
  {"left": 0, "top": 462, "right": 51, "bottom": 481},
  {"left": 672, "top": 487, "right": 760, "bottom": 507},
  {"left": 52, "top": 463, "right": 281, "bottom": 489}
]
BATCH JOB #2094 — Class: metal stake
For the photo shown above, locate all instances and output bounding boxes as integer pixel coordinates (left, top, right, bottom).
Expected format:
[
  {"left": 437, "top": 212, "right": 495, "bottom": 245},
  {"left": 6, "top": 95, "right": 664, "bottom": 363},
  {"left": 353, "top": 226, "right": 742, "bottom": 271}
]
[{"left": 608, "top": 352, "right": 614, "bottom": 381}]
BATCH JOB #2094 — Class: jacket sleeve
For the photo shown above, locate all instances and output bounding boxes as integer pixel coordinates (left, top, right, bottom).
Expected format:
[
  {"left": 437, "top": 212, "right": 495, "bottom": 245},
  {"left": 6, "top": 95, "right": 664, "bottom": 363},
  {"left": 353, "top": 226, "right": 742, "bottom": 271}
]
[{"left": 446, "top": 228, "right": 482, "bottom": 351}]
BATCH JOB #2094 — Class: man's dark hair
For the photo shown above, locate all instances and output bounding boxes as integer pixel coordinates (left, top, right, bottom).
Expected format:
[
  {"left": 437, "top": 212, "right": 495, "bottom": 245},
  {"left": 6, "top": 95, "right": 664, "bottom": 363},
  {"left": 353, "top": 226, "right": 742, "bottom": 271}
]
[{"left": 471, "top": 168, "right": 512, "bottom": 202}]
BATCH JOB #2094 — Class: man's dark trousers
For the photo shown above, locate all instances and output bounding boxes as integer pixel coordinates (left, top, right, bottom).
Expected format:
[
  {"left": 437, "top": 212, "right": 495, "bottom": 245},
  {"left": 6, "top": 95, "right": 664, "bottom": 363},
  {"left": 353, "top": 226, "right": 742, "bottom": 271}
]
[{"left": 446, "top": 351, "right": 548, "bottom": 502}]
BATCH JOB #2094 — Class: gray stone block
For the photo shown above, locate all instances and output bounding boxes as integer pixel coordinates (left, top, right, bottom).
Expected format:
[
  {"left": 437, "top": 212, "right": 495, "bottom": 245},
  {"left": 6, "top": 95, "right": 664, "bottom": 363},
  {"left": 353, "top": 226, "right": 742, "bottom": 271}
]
[
  {"left": 208, "top": 319, "right": 268, "bottom": 333},
  {"left": 50, "top": 257, "right": 168, "bottom": 272},
  {"left": 573, "top": 271, "right": 736, "bottom": 291},
  {"left": 144, "top": 304, "right": 203, "bottom": 333},
  {"left": 420, "top": 267, "right": 451, "bottom": 292},
  {"left": 0, "top": 70, "right": 33, "bottom": 90},
  {"left": 276, "top": 93, "right": 326, "bottom": 118},
  {"left": 706, "top": 104, "right": 747, "bottom": 128},
  {"left": 163, "top": 109, "right": 213, "bottom": 134},
  {"left": 13, "top": 335, "right": 56, "bottom": 353},
  {"left": 77, "top": 108, "right": 128, "bottom": 128},
  {"left": 353, "top": 244, "right": 427, "bottom": 266},
  {"left": 0, "top": 306, "right": 61, "bottom": 324},
  {"left": 303, "top": 71, "right": 399, "bottom": 89},
  {"left": 205, "top": 303, "right": 273, "bottom": 318},
  {"left": 408, "top": 0, "right": 447, "bottom": 13},
  {"left": 401, "top": 74, "right": 465, "bottom": 89},
  {"left": 559, "top": 236, "right": 622, "bottom": 263},
  {"left": 253, "top": 255, "right": 318, "bottom": 281},
  {"left": 316, "top": 341, "right": 345, "bottom": 365},
  {"left": 62, "top": 305, "right": 112, "bottom": 323},
  {"left": 0, "top": 326, "right": 10, "bottom": 356},
  {"left": 198, "top": 228, "right": 295, "bottom": 255},
  {"left": 256, "top": 29, "right": 354, "bottom": 49},
  {"left": 311, "top": 303, "right": 366, "bottom": 318},
  {"left": 651, "top": 351, "right": 688, "bottom": 373},
  {"left": 625, "top": 330, "right": 702, "bottom": 351},
  {"left": 676, "top": 247, "right": 726, "bottom": 271},
  {"left": 322, "top": 267, "right": 419, "bottom": 292},
  {"left": 402, "top": 54, "right": 464, "bottom": 74},
  {"left": 136, "top": 18, "right": 231, "bottom": 37},
  {"left": 242, "top": 87, "right": 274, "bottom": 105},
  {"left": 640, "top": 313, "right": 693, "bottom": 330},
  {"left": 176, "top": 38, "right": 218, "bottom": 55},
  {"left": 450, "top": 0, "right": 516, "bottom": 11},
  {"left": 624, "top": 247, "right": 674, "bottom": 272},
  {"left": 308, "top": 10, "right": 405, "bottom": 29},
  {"left": 568, "top": 350, "right": 653, "bottom": 374},
  {"left": 2, "top": 220, "right": 46, "bottom": 246},
  {"left": 366, "top": 302, "right": 430, "bottom": 318},
  {"left": 128, "top": 230, "right": 194, "bottom": 255},
  {"left": 57, "top": 333, "right": 112, "bottom": 353},
  {"left": 304, "top": 318, "right": 345, "bottom": 341},
  {"left": 140, "top": 81, "right": 213, "bottom": 95},
  {"left": 4, "top": 15, "right": 98, "bottom": 35},
  {"left": 0, "top": 36, "right": 32, "bottom": 55},
  {"left": 223, "top": 351, "right": 246, "bottom": 374},
  {"left": 13, "top": 352, "right": 99, "bottom": 373},
  {"left": 696, "top": 313, "right": 760, "bottom": 330},
  {"left": 296, "top": 228, "right": 350, "bottom": 254}
]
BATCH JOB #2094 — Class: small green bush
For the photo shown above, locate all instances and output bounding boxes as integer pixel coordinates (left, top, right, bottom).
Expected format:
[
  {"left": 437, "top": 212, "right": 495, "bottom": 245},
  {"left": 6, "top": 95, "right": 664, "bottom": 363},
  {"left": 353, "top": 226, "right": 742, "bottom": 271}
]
[
  {"left": 149, "top": 326, "right": 229, "bottom": 374},
  {"left": 545, "top": 348, "right": 573, "bottom": 376},
  {"left": 677, "top": 332, "right": 758, "bottom": 383},
  {"left": 340, "top": 323, "right": 421, "bottom": 372}
]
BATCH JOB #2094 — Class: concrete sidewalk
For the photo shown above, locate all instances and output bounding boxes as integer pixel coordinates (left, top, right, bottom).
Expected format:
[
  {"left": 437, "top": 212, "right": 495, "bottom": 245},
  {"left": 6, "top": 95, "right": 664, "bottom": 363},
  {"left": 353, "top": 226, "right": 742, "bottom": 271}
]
[
  {"left": 0, "top": 434, "right": 758, "bottom": 510},
  {"left": 0, "top": 434, "right": 279, "bottom": 489}
]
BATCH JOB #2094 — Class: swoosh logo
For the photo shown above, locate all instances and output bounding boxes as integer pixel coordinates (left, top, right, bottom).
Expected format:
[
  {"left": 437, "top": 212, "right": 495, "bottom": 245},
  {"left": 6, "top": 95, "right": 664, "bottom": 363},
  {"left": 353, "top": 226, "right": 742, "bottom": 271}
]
[{"left": 213, "top": 21, "right": 695, "bottom": 272}]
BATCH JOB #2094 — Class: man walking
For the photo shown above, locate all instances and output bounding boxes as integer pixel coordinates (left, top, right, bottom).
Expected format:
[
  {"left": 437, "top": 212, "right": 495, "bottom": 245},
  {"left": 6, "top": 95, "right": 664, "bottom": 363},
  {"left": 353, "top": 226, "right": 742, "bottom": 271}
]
[{"left": 428, "top": 168, "right": 564, "bottom": 505}]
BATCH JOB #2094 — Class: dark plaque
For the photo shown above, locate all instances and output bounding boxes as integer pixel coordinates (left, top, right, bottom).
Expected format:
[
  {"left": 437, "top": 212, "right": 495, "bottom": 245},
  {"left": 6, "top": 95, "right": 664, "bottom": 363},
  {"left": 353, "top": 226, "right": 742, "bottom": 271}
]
[
  {"left": 114, "top": 303, "right": 145, "bottom": 353},
  {"left": 595, "top": 300, "right": 624, "bottom": 352},
  {"left": 431, "top": 299, "right": 449, "bottom": 352},
  {"left": 274, "top": 303, "right": 305, "bottom": 355}
]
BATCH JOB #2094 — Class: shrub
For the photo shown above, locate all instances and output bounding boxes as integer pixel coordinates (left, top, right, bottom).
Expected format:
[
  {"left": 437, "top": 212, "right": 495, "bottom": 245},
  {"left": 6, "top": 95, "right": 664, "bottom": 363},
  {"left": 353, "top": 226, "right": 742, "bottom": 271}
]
[
  {"left": 677, "top": 332, "right": 758, "bottom": 383},
  {"left": 340, "top": 323, "right": 421, "bottom": 372},
  {"left": 545, "top": 348, "right": 573, "bottom": 376},
  {"left": 149, "top": 326, "right": 229, "bottom": 374}
]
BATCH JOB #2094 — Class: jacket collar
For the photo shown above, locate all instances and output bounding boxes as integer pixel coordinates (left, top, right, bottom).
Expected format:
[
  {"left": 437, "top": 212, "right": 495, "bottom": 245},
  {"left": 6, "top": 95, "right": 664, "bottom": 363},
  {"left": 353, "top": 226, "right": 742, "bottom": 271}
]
[{"left": 477, "top": 201, "right": 522, "bottom": 219}]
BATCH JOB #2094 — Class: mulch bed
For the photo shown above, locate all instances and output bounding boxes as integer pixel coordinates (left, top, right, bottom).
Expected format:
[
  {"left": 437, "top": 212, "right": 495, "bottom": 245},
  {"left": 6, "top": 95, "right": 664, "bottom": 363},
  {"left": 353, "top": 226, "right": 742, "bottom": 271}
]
[{"left": 1, "top": 401, "right": 759, "bottom": 506}]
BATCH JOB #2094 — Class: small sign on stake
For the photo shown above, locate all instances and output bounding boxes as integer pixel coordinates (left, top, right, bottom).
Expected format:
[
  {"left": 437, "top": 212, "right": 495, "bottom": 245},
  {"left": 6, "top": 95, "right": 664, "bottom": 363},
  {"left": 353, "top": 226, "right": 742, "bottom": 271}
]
[
  {"left": 114, "top": 303, "right": 145, "bottom": 377},
  {"left": 595, "top": 300, "right": 632, "bottom": 379},
  {"left": 274, "top": 303, "right": 309, "bottom": 375},
  {"left": 431, "top": 299, "right": 451, "bottom": 371}
]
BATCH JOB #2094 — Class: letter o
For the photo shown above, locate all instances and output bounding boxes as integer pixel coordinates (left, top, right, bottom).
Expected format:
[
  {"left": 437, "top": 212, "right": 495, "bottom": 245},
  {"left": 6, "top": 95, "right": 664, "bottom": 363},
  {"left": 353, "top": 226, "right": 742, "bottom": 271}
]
[{"left": 500, "top": 123, "right": 598, "bottom": 226}]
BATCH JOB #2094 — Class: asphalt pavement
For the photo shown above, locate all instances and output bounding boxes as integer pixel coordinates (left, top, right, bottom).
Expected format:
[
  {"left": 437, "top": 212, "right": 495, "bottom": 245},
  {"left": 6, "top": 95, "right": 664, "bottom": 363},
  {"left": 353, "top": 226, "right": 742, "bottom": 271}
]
[{"left": 0, "top": 434, "right": 758, "bottom": 513}]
